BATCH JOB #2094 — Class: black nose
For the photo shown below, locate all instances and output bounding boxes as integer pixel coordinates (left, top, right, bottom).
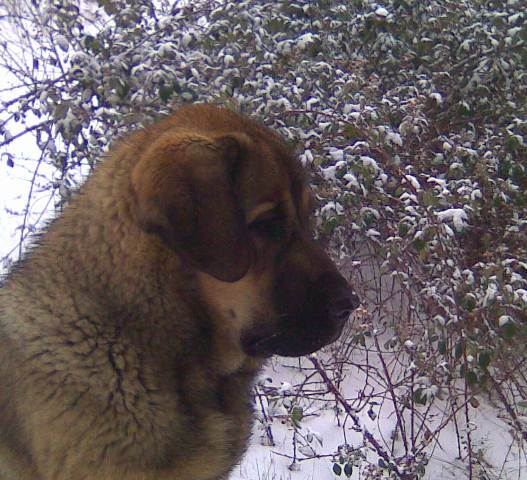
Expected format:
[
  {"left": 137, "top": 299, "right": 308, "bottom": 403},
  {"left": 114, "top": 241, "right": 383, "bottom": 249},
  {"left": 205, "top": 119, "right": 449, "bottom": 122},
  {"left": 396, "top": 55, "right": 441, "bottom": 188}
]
[
  {"left": 332, "top": 290, "right": 360, "bottom": 323},
  {"left": 314, "top": 272, "right": 360, "bottom": 324}
]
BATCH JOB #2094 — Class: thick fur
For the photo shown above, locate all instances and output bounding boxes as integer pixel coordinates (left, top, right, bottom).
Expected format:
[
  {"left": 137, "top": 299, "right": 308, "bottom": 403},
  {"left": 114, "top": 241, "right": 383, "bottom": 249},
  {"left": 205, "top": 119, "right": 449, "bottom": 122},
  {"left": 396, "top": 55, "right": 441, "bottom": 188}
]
[{"left": 0, "top": 104, "right": 358, "bottom": 479}]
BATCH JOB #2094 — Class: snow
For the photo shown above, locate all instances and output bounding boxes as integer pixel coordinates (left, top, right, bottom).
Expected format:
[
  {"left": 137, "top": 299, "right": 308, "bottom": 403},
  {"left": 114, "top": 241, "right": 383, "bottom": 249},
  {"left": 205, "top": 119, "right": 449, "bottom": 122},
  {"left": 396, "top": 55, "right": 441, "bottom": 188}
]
[
  {"left": 386, "top": 131, "right": 403, "bottom": 146},
  {"left": 56, "top": 34, "right": 70, "bottom": 52},
  {"left": 343, "top": 172, "right": 360, "bottom": 189},
  {"left": 404, "top": 174, "right": 421, "bottom": 190},
  {"left": 296, "top": 33, "right": 317, "bottom": 50},
  {"left": 375, "top": 7, "right": 389, "bottom": 18},
  {"left": 343, "top": 103, "right": 361, "bottom": 114},
  {"left": 181, "top": 32, "right": 192, "bottom": 47},
  {"left": 299, "top": 149, "right": 314, "bottom": 166},
  {"left": 229, "top": 343, "right": 523, "bottom": 480},
  {"left": 436, "top": 208, "right": 468, "bottom": 231},
  {"left": 360, "top": 155, "right": 379, "bottom": 171},
  {"left": 320, "top": 201, "right": 344, "bottom": 217},
  {"left": 224, "top": 54, "right": 235, "bottom": 66}
]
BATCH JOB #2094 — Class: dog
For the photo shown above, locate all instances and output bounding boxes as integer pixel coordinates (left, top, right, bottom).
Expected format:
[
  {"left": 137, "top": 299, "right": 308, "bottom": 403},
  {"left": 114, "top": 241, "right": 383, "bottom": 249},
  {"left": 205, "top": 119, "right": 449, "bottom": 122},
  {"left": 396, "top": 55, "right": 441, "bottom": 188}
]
[{"left": 0, "top": 104, "right": 359, "bottom": 479}]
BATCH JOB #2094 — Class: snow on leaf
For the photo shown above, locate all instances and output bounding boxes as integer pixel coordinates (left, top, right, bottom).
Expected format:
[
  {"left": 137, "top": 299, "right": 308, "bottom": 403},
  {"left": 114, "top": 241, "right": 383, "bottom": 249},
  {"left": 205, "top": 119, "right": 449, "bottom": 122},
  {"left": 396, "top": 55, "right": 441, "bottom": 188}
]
[
  {"left": 436, "top": 208, "right": 468, "bottom": 231},
  {"left": 296, "top": 33, "right": 317, "bottom": 50},
  {"left": 443, "top": 224, "right": 454, "bottom": 237},
  {"left": 404, "top": 174, "right": 421, "bottom": 190},
  {"left": 482, "top": 283, "right": 498, "bottom": 307},
  {"left": 470, "top": 189, "right": 482, "bottom": 201},
  {"left": 430, "top": 92, "right": 443, "bottom": 106},
  {"left": 375, "top": 7, "right": 389, "bottom": 17},
  {"left": 305, "top": 97, "right": 319, "bottom": 109},
  {"left": 181, "top": 32, "right": 193, "bottom": 47},
  {"left": 343, "top": 173, "right": 360, "bottom": 188},
  {"left": 386, "top": 131, "right": 403, "bottom": 146},
  {"left": 223, "top": 54, "right": 235, "bottom": 66},
  {"left": 56, "top": 34, "right": 70, "bottom": 52},
  {"left": 320, "top": 201, "right": 344, "bottom": 217},
  {"left": 361, "top": 155, "right": 379, "bottom": 171},
  {"left": 329, "top": 148, "right": 345, "bottom": 162},
  {"left": 299, "top": 149, "right": 313, "bottom": 165},
  {"left": 514, "top": 289, "right": 527, "bottom": 305},
  {"left": 343, "top": 103, "right": 361, "bottom": 114}
]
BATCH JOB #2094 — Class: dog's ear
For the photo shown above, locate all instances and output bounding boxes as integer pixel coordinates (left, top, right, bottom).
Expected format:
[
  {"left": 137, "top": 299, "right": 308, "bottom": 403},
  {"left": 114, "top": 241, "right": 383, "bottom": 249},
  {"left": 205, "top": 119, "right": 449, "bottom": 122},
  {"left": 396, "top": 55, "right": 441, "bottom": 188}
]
[{"left": 132, "top": 132, "right": 252, "bottom": 282}]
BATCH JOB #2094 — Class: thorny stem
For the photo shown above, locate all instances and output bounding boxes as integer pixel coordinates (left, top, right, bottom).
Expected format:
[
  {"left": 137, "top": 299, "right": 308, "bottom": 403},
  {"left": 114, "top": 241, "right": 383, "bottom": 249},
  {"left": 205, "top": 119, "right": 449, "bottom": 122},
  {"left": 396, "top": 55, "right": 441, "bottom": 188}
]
[
  {"left": 491, "top": 376, "right": 527, "bottom": 442},
  {"left": 461, "top": 333, "right": 474, "bottom": 480},
  {"left": 254, "top": 385, "right": 275, "bottom": 447},
  {"left": 450, "top": 394, "right": 463, "bottom": 460},
  {"left": 290, "top": 427, "right": 297, "bottom": 470},
  {"left": 0, "top": 120, "right": 50, "bottom": 148},
  {"left": 19, "top": 144, "right": 47, "bottom": 260},
  {"left": 373, "top": 333, "right": 409, "bottom": 456}
]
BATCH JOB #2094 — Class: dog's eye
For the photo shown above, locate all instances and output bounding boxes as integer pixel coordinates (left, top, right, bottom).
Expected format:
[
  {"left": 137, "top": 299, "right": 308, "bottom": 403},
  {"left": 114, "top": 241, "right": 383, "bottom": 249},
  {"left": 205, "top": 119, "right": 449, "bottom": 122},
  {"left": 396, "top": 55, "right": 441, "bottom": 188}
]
[{"left": 248, "top": 211, "right": 286, "bottom": 239}]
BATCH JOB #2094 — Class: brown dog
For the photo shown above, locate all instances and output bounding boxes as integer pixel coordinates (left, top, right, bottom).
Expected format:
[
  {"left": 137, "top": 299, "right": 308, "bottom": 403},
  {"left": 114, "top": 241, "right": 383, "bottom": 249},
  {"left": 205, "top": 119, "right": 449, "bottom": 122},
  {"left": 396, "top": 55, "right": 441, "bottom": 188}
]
[{"left": 0, "top": 104, "right": 359, "bottom": 479}]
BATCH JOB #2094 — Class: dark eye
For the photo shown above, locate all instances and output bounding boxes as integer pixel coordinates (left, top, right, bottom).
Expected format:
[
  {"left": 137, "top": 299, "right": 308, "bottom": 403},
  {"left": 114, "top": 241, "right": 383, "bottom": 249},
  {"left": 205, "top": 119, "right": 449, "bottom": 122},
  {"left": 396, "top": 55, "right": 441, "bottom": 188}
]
[{"left": 248, "top": 211, "right": 286, "bottom": 239}]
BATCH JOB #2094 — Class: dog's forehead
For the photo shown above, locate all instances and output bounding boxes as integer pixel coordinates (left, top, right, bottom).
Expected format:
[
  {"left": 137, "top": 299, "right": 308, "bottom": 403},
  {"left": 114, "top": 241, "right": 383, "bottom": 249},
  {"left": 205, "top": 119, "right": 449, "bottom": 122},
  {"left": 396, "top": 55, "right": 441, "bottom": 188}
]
[
  {"left": 238, "top": 133, "right": 305, "bottom": 214},
  {"left": 161, "top": 104, "right": 307, "bottom": 211}
]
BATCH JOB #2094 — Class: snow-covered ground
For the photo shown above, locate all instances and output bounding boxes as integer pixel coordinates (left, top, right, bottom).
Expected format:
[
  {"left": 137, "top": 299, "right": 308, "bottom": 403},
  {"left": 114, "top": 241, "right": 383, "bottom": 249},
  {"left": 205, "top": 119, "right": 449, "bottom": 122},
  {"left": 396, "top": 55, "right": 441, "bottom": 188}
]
[{"left": 232, "top": 350, "right": 524, "bottom": 480}]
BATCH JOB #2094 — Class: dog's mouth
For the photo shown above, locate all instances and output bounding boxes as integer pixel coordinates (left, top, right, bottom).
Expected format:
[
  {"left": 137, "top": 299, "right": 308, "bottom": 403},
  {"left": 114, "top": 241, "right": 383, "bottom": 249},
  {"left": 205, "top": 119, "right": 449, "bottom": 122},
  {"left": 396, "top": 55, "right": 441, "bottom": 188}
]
[{"left": 241, "top": 318, "right": 348, "bottom": 358}]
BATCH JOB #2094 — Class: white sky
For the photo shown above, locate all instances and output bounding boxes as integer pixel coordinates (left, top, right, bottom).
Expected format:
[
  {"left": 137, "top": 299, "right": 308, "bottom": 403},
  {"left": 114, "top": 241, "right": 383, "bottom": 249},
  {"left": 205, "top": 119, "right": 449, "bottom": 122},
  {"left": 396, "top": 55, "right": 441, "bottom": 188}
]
[{"left": 0, "top": 74, "right": 58, "bottom": 267}]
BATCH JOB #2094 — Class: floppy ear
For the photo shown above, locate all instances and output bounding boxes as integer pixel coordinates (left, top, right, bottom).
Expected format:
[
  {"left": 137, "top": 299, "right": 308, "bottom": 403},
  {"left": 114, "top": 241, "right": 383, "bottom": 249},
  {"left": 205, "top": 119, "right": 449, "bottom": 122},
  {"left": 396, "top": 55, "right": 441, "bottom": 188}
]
[{"left": 131, "top": 131, "right": 252, "bottom": 282}]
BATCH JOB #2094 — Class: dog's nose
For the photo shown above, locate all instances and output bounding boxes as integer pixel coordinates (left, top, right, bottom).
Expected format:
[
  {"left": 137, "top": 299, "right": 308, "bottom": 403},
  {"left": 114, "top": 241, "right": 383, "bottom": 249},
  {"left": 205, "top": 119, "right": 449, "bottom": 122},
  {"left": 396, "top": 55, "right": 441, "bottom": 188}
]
[
  {"left": 331, "top": 290, "right": 361, "bottom": 324},
  {"left": 313, "top": 272, "right": 360, "bottom": 324}
]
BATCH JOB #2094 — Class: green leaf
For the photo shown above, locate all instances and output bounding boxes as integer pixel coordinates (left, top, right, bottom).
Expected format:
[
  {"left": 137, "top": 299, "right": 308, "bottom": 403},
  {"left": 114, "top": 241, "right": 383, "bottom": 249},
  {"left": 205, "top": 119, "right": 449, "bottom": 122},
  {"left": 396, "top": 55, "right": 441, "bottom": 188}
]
[
  {"left": 458, "top": 102, "right": 472, "bottom": 116},
  {"left": 422, "top": 190, "right": 439, "bottom": 207},
  {"left": 344, "top": 463, "right": 353, "bottom": 477},
  {"left": 455, "top": 341, "right": 463, "bottom": 359},
  {"left": 466, "top": 370, "right": 478, "bottom": 386},
  {"left": 322, "top": 217, "right": 340, "bottom": 235},
  {"left": 291, "top": 406, "right": 303, "bottom": 426},
  {"left": 343, "top": 124, "right": 361, "bottom": 139},
  {"left": 159, "top": 85, "right": 173, "bottom": 102},
  {"left": 438, "top": 340, "right": 446, "bottom": 354},
  {"left": 413, "top": 238, "right": 426, "bottom": 251},
  {"left": 505, "top": 135, "right": 521, "bottom": 153},
  {"left": 53, "top": 103, "right": 69, "bottom": 120},
  {"left": 462, "top": 294, "right": 477, "bottom": 312},
  {"left": 333, "top": 463, "right": 342, "bottom": 476},
  {"left": 501, "top": 322, "right": 517, "bottom": 339},
  {"left": 413, "top": 389, "right": 427, "bottom": 406},
  {"left": 117, "top": 82, "right": 130, "bottom": 99},
  {"left": 398, "top": 222, "right": 410, "bottom": 236},
  {"left": 478, "top": 351, "right": 491, "bottom": 369}
]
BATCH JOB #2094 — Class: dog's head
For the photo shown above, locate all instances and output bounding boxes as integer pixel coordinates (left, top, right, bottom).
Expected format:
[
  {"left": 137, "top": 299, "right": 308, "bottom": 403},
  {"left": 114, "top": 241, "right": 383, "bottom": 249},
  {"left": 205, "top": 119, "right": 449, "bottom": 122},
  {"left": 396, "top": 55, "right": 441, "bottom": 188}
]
[{"left": 131, "top": 104, "right": 359, "bottom": 359}]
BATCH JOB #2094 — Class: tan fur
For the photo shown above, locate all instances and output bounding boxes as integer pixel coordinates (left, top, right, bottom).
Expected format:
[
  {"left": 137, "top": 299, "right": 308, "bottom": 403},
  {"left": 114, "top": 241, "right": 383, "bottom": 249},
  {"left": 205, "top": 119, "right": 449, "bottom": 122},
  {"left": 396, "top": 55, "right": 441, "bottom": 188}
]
[{"left": 0, "top": 104, "right": 357, "bottom": 479}]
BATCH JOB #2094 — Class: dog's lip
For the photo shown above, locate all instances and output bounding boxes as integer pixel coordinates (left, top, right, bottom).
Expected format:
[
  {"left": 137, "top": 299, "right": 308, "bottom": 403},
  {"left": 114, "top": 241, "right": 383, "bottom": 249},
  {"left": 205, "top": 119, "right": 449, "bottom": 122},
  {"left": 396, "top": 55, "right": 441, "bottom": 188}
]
[
  {"left": 242, "top": 320, "right": 347, "bottom": 358},
  {"left": 242, "top": 331, "right": 285, "bottom": 357}
]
